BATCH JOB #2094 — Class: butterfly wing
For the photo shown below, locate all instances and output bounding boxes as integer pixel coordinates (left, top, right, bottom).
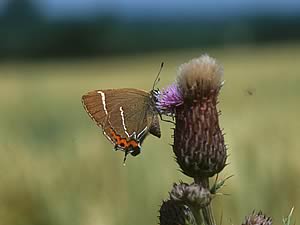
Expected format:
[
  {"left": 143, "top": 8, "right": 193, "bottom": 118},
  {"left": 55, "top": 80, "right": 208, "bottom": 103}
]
[{"left": 82, "top": 88, "right": 160, "bottom": 153}]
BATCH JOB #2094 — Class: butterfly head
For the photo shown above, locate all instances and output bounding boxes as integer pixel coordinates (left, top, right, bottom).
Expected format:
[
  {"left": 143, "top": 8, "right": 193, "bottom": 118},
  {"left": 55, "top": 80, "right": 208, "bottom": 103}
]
[{"left": 150, "top": 88, "right": 160, "bottom": 102}]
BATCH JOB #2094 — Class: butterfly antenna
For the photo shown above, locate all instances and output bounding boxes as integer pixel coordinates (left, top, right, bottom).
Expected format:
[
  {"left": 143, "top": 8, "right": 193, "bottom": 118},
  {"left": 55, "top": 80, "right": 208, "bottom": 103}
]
[{"left": 152, "top": 62, "right": 164, "bottom": 90}]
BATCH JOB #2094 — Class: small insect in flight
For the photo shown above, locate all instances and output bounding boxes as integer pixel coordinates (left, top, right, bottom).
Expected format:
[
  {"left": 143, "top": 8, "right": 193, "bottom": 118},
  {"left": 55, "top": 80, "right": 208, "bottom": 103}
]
[{"left": 245, "top": 88, "right": 255, "bottom": 96}]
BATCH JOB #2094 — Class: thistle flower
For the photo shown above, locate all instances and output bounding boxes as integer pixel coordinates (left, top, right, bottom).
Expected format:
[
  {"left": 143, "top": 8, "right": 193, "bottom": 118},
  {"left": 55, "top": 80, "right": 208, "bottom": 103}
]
[
  {"left": 242, "top": 211, "right": 272, "bottom": 225},
  {"left": 159, "top": 200, "right": 196, "bottom": 225},
  {"left": 156, "top": 83, "right": 183, "bottom": 115},
  {"left": 170, "top": 182, "right": 211, "bottom": 208},
  {"left": 157, "top": 55, "right": 227, "bottom": 179}
]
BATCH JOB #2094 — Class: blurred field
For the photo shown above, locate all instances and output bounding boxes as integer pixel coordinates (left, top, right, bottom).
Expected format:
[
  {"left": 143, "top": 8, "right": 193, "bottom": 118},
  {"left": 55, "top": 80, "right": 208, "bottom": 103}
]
[{"left": 0, "top": 44, "right": 299, "bottom": 225}]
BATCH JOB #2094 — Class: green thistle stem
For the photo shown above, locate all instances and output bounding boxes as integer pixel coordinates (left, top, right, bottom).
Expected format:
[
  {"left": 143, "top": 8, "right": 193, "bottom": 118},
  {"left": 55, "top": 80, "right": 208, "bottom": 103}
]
[
  {"left": 194, "top": 177, "right": 216, "bottom": 225},
  {"left": 201, "top": 204, "right": 216, "bottom": 225},
  {"left": 189, "top": 206, "right": 204, "bottom": 225}
]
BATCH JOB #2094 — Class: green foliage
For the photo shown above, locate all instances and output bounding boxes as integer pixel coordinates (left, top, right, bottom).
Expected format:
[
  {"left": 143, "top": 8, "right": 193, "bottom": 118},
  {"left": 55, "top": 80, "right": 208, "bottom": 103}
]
[
  {"left": 210, "top": 175, "right": 233, "bottom": 195},
  {"left": 282, "top": 207, "right": 294, "bottom": 225}
]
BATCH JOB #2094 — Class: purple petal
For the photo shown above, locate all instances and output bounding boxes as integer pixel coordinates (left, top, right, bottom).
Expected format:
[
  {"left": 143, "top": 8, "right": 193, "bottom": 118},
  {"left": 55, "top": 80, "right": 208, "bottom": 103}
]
[{"left": 156, "top": 83, "right": 183, "bottom": 115}]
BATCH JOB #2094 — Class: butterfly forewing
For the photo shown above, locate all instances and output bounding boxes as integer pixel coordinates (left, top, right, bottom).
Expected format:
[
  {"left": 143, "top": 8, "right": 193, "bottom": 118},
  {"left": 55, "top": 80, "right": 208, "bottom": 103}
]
[{"left": 82, "top": 92, "right": 107, "bottom": 126}]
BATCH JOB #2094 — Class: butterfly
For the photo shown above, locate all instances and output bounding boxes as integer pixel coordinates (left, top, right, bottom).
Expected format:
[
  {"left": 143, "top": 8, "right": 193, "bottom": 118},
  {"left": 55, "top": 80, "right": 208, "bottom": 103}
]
[{"left": 82, "top": 63, "right": 164, "bottom": 163}]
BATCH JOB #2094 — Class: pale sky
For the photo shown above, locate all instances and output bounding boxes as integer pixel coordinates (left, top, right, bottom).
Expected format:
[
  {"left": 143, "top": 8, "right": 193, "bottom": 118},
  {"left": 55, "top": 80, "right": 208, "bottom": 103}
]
[{"left": 2, "top": 0, "right": 300, "bottom": 19}]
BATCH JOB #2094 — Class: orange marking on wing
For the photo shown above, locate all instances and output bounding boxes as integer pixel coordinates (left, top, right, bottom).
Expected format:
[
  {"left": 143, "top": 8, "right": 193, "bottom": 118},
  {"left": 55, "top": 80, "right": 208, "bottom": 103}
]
[
  {"left": 116, "top": 139, "right": 127, "bottom": 147},
  {"left": 109, "top": 129, "right": 114, "bottom": 135},
  {"left": 109, "top": 128, "right": 139, "bottom": 149},
  {"left": 109, "top": 128, "right": 119, "bottom": 141},
  {"left": 127, "top": 140, "right": 139, "bottom": 148}
]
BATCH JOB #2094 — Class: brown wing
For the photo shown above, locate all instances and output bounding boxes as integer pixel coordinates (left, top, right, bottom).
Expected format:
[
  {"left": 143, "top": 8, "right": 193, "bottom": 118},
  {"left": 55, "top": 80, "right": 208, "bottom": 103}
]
[{"left": 82, "top": 88, "right": 160, "bottom": 146}]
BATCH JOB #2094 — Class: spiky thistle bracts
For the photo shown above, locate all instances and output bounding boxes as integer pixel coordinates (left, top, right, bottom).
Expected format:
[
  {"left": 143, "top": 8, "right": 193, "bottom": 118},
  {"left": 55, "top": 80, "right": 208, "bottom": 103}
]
[
  {"left": 170, "top": 182, "right": 211, "bottom": 208},
  {"left": 157, "top": 55, "right": 227, "bottom": 179},
  {"left": 242, "top": 211, "right": 272, "bottom": 225},
  {"left": 159, "top": 200, "right": 196, "bottom": 225}
]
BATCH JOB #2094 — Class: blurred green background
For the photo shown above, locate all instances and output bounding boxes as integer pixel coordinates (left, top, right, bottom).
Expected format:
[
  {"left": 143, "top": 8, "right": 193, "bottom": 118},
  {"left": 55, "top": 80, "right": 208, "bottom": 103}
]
[{"left": 0, "top": 0, "right": 300, "bottom": 225}]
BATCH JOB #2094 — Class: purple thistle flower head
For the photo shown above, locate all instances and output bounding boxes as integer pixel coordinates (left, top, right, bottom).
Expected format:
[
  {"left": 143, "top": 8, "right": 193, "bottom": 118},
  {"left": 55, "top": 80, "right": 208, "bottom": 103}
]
[{"left": 156, "top": 83, "right": 183, "bottom": 116}]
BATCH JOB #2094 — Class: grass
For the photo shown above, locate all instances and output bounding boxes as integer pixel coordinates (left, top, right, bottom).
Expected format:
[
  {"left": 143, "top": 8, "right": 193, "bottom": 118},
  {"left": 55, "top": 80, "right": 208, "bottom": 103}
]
[{"left": 0, "top": 43, "right": 299, "bottom": 225}]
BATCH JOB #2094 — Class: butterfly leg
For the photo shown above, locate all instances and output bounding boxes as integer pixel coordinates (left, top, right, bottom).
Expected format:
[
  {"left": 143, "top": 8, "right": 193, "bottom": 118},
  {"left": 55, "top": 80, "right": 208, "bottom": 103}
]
[
  {"left": 158, "top": 113, "right": 175, "bottom": 125},
  {"left": 123, "top": 150, "right": 129, "bottom": 166}
]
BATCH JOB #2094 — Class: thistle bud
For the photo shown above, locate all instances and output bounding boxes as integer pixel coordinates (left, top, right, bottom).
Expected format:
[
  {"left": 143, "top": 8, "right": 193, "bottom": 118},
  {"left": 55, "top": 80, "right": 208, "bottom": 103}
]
[
  {"left": 157, "top": 55, "right": 227, "bottom": 178},
  {"left": 242, "top": 211, "right": 272, "bottom": 225},
  {"left": 170, "top": 182, "right": 211, "bottom": 208},
  {"left": 159, "top": 200, "right": 196, "bottom": 225}
]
